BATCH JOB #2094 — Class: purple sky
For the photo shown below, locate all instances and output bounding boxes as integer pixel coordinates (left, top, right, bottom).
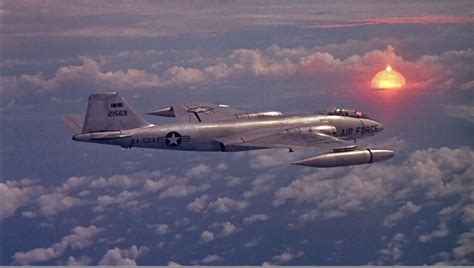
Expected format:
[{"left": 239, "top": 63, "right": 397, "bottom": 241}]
[{"left": 1, "top": 1, "right": 473, "bottom": 265}]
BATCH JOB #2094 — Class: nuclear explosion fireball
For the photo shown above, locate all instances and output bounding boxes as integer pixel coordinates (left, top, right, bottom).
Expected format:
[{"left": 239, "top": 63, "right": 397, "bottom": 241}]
[{"left": 371, "top": 66, "right": 406, "bottom": 89}]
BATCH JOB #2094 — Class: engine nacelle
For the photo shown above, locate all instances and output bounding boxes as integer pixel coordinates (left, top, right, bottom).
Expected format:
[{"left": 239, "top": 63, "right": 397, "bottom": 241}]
[
  {"left": 309, "top": 125, "right": 336, "bottom": 136},
  {"left": 292, "top": 149, "right": 394, "bottom": 168}
]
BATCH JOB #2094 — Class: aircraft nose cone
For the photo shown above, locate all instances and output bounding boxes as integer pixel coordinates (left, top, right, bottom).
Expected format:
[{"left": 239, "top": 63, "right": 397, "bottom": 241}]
[{"left": 378, "top": 123, "right": 384, "bottom": 132}]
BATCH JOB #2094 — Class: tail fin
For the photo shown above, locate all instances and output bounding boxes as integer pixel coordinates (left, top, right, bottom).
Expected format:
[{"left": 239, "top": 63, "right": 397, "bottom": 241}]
[{"left": 82, "top": 92, "right": 150, "bottom": 133}]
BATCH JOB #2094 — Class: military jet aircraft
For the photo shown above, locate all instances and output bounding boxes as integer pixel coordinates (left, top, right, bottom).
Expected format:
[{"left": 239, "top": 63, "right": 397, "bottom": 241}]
[{"left": 63, "top": 92, "right": 394, "bottom": 168}]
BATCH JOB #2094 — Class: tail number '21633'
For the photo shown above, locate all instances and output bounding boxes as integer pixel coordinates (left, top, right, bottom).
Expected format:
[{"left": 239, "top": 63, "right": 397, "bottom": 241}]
[{"left": 108, "top": 110, "right": 128, "bottom": 117}]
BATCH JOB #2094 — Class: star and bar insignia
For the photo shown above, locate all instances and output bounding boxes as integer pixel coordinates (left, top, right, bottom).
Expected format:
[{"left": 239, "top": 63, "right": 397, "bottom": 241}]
[{"left": 158, "top": 131, "right": 190, "bottom": 147}]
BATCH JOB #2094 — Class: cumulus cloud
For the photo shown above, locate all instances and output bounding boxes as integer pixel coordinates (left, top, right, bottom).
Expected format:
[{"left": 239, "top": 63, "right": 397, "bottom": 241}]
[
  {"left": 142, "top": 178, "right": 168, "bottom": 193},
  {"left": 208, "top": 197, "right": 248, "bottom": 214},
  {"left": 243, "top": 174, "right": 276, "bottom": 198},
  {"left": 200, "top": 230, "right": 215, "bottom": 243},
  {"left": 377, "top": 233, "right": 407, "bottom": 264},
  {"left": 37, "top": 192, "right": 83, "bottom": 216},
  {"left": 94, "top": 191, "right": 146, "bottom": 213},
  {"left": 64, "top": 256, "right": 92, "bottom": 265},
  {"left": 0, "top": 179, "right": 43, "bottom": 219},
  {"left": 265, "top": 249, "right": 303, "bottom": 265},
  {"left": 274, "top": 147, "right": 473, "bottom": 223},
  {"left": 13, "top": 225, "right": 102, "bottom": 265},
  {"left": 221, "top": 221, "right": 236, "bottom": 236},
  {"left": 187, "top": 194, "right": 210, "bottom": 213},
  {"left": 201, "top": 254, "right": 223, "bottom": 264},
  {"left": 148, "top": 224, "right": 171, "bottom": 235},
  {"left": 419, "top": 222, "right": 450, "bottom": 243},
  {"left": 185, "top": 163, "right": 212, "bottom": 178},
  {"left": 99, "top": 245, "right": 149, "bottom": 265},
  {"left": 89, "top": 174, "right": 139, "bottom": 189},
  {"left": 248, "top": 149, "right": 310, "bottom": 169},
  {"left": 158, "top": 183, "right": 210, "bottom": 199},
  {"left": 383, "top": 201, "right": 422, "bottom": 227},
  {"left": 3, "top": 168, "right": 214, "bottom": 220},
  {"left": 451, "top": 230, "right": 474, "bottom": 264},
  {"left": 167, "top": 260, "right": 181, "bottom": 266},
  {"left": 243, "top": 214, "right": 269, "bottom": 224},
  {"left": 3, "top": 45, "right": 467, "bottom": 100}
]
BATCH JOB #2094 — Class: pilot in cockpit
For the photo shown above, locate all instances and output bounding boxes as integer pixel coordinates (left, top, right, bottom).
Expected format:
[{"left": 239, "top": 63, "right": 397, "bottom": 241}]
[{"left": 323, "top": 108, "right": 371, "bottom": 119}]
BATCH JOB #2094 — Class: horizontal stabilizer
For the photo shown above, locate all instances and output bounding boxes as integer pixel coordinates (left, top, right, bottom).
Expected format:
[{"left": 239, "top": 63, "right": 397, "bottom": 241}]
[
  {"left": 147, "top": 106, "right": 175, "bottom": 117},
  {"left": 62, "top": 114, "right": 84, "bottom": 134},
  {"left": 169, "top": 102, "right": 243, "bottom": 123}
]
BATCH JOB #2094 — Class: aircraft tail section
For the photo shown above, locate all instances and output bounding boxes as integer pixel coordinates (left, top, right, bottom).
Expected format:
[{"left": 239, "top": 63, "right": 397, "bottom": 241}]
[{"left": 82, "top": 92, "right": 150, "bottom": 133}]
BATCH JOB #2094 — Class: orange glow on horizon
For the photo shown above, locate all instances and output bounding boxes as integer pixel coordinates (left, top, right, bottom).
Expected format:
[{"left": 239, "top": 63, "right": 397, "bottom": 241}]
[{"left": 371, "top": 65, "right": 406, "bottom": 89}]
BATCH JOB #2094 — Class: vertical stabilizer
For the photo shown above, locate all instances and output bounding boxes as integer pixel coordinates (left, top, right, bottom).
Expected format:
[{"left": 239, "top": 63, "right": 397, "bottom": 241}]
[{"left": 82, "top": 92, "right": 150, "bottom": 133}]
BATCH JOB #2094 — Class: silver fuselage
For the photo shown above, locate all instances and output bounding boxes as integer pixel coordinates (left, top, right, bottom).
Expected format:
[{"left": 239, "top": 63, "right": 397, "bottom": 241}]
[{"left": 73, "top": 114, "right": 383, "bottom": 152}]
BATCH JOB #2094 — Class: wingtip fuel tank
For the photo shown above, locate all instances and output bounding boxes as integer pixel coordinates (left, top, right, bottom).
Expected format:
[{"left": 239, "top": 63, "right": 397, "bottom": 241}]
[{"left": 292, "top": 149, "right": 394, "bottom": 168}]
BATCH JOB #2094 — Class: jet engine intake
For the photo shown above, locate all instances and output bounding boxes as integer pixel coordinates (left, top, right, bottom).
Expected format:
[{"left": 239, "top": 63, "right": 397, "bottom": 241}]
[{"left": 292, "top": 149, "right": 394, "bottom": 168}]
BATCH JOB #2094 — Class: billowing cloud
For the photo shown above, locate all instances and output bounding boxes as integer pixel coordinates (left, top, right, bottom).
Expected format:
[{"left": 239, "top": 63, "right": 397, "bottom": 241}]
[
  {"left": 185, "top": 163, "right": 212, "bottom": 178},
  {"left": 264, "top": 249, "right": 303, "bottom": 265},
  {"left": 13, "top": 225, "right": 102, "bottom": 265},
  {"left": 451, "top": 230, "right": 474, "bottom": 264},
  {"left": 208, "top": 197, "right": 248, "bottom": 214},
  {"left": 243, "top": 214, "right": 269, "bottom": 224},
  {"left": 158, "top": 183, "right": 210, "bottom": 200},
  {"left": 0, "top": 56, "right": 161, "bottom": 97},
  {"left": 94, "top": 191, "right": 146, "bottom": 214},
  {"left": 64, "top": 256, "right": 92, "bottom": 265},
  {"left": 187, "top": 194, "right": 209, "bottom": 213},
  {"left": 201, "top": 254, "right": 223, "bottom": 264},
  {"left": 274, "top": 147, "right": 473, "bottom": 222},
  {"left": 200, "top": 230, "right": 215, "bottom": 243},
  {"left": 243, "top": 174, "right": 276, "bottom": 198},
  {"left": 148, "top": 224, "right": 171, "bottom": 235},
  {"left": 167, "top": 260, "right": 181, "bottom": 266},
  {"left": 221, "top": 221, "right": 236, "bottom": 236},
  {"left": 3, "top": 45, "right": 467, "bottom": 100},
  {"left": 99, "top": 245, "right": 148, "bottom": 266},
  {"left": 89, "top": 174, "right": 141, "bottom": 189},
  {"left": 419, "top": 222, "right": 450, "bottom": 243},
  {"left": 37, "top": 192, "right": 83, "bottom": 216},
  {"left": 0, "top": 179, "right": 43, "bottom": 219},
  {"left": 377, "top": 233, "right": 407, "bottom": 264},
  {"left": 383, "top": 201, "right": 422, "bottom": 228},
  {"left": 0, "top": 166, "right": 219, "bottom": 221}
]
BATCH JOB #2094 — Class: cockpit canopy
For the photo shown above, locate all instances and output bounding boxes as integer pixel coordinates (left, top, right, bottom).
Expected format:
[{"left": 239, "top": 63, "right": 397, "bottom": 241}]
[{"left": 323, "top": 108, "right": 372, "bottom": 119}]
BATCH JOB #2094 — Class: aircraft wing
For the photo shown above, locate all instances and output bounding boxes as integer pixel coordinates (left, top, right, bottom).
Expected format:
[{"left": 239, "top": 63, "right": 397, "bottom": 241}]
[
  {"left": 215, "top": 127, "right": 351, "bottom": 150},
  {"left": 149, "top": 102, "right": 244, "bottom": 123}
]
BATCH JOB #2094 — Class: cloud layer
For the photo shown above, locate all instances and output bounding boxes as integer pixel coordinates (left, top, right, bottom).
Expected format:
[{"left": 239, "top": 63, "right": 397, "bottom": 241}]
[{"left": 4, "top": 45, "right": 472, "bottom": 101}]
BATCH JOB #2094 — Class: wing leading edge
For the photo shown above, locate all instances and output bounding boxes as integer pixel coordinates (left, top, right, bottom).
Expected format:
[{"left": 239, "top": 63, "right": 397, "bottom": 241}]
[
  {"left": 148, "top": 102, "right": 244, "bottom": 123},
  {"left": 148, "top": 102, "right": 283, "bottom": 123}
]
